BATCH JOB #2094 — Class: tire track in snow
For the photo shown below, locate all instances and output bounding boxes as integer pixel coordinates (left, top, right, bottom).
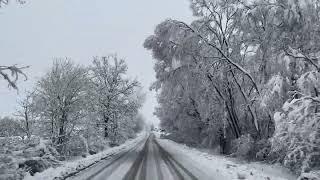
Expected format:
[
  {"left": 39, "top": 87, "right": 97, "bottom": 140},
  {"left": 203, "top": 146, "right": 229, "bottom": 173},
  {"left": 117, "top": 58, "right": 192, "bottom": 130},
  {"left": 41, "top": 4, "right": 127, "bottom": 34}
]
[
  {"left": 123, "top": 135, "right": 150, "bottom": 180},
  {"left": 139, "top": 136, "right": 149, "bottom": 180},
  {"left": 64, "top": 136, "right": 147, "bottom": 180},
  {"left": 157, "top": 142, "right": 184, "bottom": 180},
  {"left": 153, "top": 141, "right": 163, "bottom": 180},
  {"left": 155, "top": 139, "right": 198, "bottom": 180},
  {"left": 124, "top": 133, "right": 198, "bottom": 180},
  {"left": 81, "top": 137, "right": 146, "bottom": 180}
]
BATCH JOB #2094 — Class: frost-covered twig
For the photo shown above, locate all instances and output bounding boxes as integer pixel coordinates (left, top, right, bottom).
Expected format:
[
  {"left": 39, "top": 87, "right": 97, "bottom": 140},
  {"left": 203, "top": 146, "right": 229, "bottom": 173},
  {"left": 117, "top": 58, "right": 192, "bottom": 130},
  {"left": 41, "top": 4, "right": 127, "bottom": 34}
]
[
  {"left": 0, "top": 0, "right": 25, "bottom": 7},
  {"left": 0, "top": 65, "right": 29, "bottom": 90},
  {"left": 284, "top": 47, "right": 320, "bottom": 72}
]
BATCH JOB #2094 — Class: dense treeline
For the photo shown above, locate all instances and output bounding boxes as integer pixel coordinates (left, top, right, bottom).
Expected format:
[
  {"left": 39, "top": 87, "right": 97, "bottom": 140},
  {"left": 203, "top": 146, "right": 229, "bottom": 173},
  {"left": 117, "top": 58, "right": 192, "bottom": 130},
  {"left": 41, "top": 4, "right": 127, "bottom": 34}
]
[
  {"left": 0, "top": 55, "right": 145, "bottom": 156},
  {"left": 144, "top": 0, "right": 320, "bottom": 176}
]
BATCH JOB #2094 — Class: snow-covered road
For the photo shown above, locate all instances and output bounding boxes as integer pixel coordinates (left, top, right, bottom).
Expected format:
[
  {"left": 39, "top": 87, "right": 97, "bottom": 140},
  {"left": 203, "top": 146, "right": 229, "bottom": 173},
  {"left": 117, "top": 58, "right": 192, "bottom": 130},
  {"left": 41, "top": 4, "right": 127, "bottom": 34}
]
[
  {"left": 68, "top": 133, "right": 202, "bottom": 180},
  {"left": 27, "top": 132, "right": 296, "bottom": 180}
]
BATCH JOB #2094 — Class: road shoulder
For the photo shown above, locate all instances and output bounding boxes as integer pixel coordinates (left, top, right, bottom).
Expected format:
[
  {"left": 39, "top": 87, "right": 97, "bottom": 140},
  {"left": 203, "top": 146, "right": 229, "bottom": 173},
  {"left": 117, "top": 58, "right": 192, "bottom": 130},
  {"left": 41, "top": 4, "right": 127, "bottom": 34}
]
[{"left": 157, "top": 138, "right": 297, "bottom": 180}]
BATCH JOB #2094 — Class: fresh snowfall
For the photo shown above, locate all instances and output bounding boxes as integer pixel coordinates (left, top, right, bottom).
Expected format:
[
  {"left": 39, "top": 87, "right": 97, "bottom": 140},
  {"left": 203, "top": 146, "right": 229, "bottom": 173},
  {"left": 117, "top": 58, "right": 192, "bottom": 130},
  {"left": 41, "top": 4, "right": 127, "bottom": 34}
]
[{"left": 1, "top": 0, "right": 320, "bottom": 180}]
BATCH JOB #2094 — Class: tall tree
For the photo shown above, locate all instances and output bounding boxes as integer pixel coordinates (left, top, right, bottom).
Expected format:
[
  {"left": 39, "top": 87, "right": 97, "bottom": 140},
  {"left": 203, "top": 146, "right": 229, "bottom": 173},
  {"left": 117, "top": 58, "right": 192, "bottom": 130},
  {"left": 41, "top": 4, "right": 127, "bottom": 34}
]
[
  {"left": 89, "top": 55, "right": 140, "bottom": 142},
  {"left": 145, "top": 0, "right": 320, "bottom": 173},
  {"left": 35, "top": 60, "right": 88, "bottom": 153}
]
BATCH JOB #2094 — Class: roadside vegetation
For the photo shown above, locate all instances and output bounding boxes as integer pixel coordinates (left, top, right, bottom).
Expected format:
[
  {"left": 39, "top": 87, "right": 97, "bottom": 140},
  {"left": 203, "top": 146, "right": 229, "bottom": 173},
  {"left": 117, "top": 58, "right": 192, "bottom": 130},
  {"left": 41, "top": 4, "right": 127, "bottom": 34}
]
[
  {"left": 0, "top": 56, "right": 145, "bottom": 179},
  {"left": 144, "top": 0, "right": 320, "bottom": 178}
]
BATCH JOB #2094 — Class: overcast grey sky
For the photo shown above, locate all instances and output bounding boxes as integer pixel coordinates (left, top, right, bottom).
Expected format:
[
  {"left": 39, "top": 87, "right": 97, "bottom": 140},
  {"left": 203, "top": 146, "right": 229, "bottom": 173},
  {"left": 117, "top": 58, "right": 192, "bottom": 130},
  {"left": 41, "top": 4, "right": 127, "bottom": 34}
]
[{"left": 0, "top": 0, "right": 193, "bottom": 124}]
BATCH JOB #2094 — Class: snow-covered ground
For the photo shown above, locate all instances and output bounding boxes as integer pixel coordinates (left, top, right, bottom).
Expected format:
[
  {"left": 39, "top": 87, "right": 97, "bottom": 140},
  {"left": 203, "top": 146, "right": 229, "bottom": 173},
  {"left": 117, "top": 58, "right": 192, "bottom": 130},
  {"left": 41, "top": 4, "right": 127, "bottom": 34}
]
[
  {"left": 23, "top": 132, "right": 299, "bottom": 180},
  {"left": 24, "top": 132, "right": 147, "bottom": 180},
  {"left": 157, "top": 138, "right": 297, "bottom": 180}
]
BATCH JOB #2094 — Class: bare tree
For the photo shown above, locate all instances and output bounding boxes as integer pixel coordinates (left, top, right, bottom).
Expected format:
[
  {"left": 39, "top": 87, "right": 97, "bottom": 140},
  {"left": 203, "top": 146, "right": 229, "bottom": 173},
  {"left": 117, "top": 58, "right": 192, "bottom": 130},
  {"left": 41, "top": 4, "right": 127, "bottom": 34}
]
[{"left": 15, "top": 91, "right": 36, "bottom": 138}]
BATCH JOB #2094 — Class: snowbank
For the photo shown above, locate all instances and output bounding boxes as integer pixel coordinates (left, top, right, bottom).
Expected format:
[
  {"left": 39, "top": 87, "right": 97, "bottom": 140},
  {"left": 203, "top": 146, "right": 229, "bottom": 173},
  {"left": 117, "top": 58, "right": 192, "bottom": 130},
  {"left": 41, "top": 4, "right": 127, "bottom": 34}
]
[
  {"left": 24, "top": 132, "right": 146, "bottom": 180},
  {"left": 157, "top": 138, "right": 297, "bottom": 180}
]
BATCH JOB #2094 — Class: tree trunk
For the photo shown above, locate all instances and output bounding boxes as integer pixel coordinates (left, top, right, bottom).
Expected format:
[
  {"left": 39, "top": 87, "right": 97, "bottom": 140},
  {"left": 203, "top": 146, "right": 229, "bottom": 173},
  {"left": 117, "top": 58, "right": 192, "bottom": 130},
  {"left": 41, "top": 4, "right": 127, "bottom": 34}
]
[
  {"left": 225, "top": 102, "right": 240, "bottom": 138},
  {"left": 260, "top": 45, "right": 269, "bottom": 84},
  {"left": 24, "top": 107, "right": 30, "bottom": 138},
  {"left": 57, "top": 112, "right": 67, "bottom": 153},
  {"left": 219, "top": 128, "right": 227, "bottom": 154},
  {"left": 104, "top": 114, "right": 109, "bottom": 138},
  {"left": 51, "top": 114, "right": 54, "bottom": 141}
]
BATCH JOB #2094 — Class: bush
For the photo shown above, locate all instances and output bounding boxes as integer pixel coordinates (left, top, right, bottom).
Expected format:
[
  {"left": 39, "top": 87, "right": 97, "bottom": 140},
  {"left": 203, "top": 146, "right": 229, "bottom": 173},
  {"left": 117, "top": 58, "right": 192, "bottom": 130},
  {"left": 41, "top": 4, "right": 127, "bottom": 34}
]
[
  {"left": 65, "top": 136, "right": 88, "bottom": 157},
  {"left": 230, "top": 134, "right": 255, "bottom": 159},
  {"left": 0, "top": 117, "right": 24, "bottom": 137},
  {"left": 18, "top": 159, "right": 48, "bottom": 176},
  {"left": 298, "top": 170, "right": 320, "bottom": 180},
  {"left": 88, "top": 135, "right": 109, "bottom": 153},
  {"left": 271, "top": 91, "right": 320, "bottom": 174},
  {"left": 229, "top": 135, "right": 272, "bottom": 161},
  {"left": 0, "top": 136, "right": 60, "bottom": 179},
  {"left": 255, "top": 139, "right": 271, "bottom": 161}
]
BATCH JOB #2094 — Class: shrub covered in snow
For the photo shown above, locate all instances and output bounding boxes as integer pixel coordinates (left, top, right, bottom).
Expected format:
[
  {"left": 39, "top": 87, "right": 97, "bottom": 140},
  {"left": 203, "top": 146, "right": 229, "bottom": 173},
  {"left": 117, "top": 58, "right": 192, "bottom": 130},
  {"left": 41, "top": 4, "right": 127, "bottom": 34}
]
[
  {"left": 0, "top": 117, "right": 25, "bottom": 137},
  {"left": 87, "top": 135, "right": 109, "bottom": 153},
  {"left": 255, "top": 139, "right": 272, "bottom": 161},
  {"left": 229, "top": 134, "right": 272, "bottom": 161},
  {"left": 64, "top": 135, "right": 92, "bottom": 157},
  {"left": 0, "top": 136, "right": 60, "bottom": 180},
  {"left": 270, "top": 71, "right": 320, "bottom": 175},
  {"left": 298, "top": 170, "right": 320, "bottom": 180},
  {"left": 230, "top": 134, "right": 255, "bottom": 159}
]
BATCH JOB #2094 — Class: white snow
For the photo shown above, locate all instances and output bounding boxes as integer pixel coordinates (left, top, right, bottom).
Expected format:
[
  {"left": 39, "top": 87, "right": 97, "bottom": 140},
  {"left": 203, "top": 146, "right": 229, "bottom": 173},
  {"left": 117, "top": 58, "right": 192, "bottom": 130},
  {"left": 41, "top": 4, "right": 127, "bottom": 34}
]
[
  {"left": 23, "top": 132, "right": 147, "bottom": 180},
  {"left": 23, "top": 133, "right": 298, "bottom": 180},
  {"left": 171, "top": 58, "right": 181, "bottom": 70},
  {"left": 157, "top": 138, "right": 297, "bottom": 180}
]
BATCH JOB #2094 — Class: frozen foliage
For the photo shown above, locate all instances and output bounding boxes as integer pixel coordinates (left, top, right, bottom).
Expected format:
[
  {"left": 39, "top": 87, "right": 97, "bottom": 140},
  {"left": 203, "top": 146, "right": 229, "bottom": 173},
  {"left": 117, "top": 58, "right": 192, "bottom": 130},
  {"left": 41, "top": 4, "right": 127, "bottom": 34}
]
[
  {"left": 0, "top": 0, "right": 25, "bottom": 8},
  {"left": 260, "top": 75, "right": 287, "bottom": 108},
  {"left": 88, "top": 55, "right": 144, "bottom": 145},
  {"left": 297, "top": 71, "right": 320, "bottom": 96},
  {"left": 24, "top": 57, "right": 144, "bottom": 156},
  {"left": 298, "top": 171, "right": 320, "bottom": 180},
  {"left": 0, "top": 56, "right": 145, "bottom": 179},
  {"left": 34, "top": 60, "right": 89, "bottom": 154},
  {"left": 271, "top": 71, "right": 320, "bottom": 174},
  {"left": 230, "top": 134, "right": 272, "bottom": 161},
  {"left": 145, "top": 0, "right": 320, "bottom": 177},
  {"left": 0, "top": 65, "right": 28, "bottom": 90},
  {"left": 0, "top": 117, "right": 25, "bottom": 137},
  {"left": 230, "top": 134, "right": 255, "bottom": 158},
  {"left": 0, "top": 136, "right": 60, "bottom": 180}
]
